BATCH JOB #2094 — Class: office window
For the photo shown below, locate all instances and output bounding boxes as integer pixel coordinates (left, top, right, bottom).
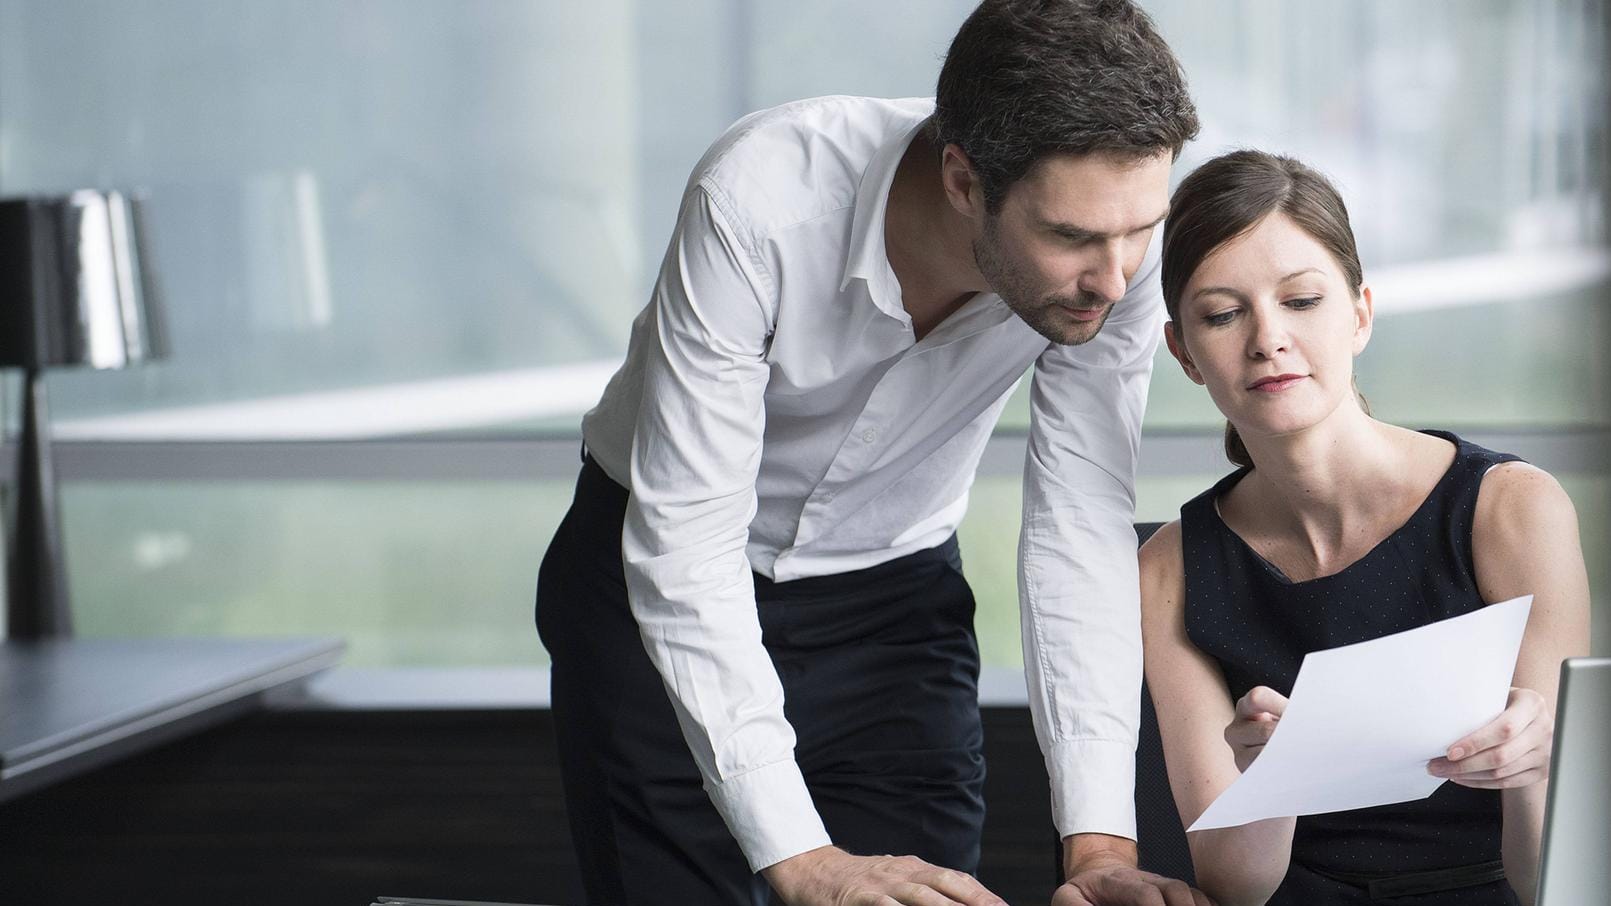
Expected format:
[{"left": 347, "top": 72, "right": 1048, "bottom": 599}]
[{"left": 2, "top": 0, "right": 1605, "bottom": 665}]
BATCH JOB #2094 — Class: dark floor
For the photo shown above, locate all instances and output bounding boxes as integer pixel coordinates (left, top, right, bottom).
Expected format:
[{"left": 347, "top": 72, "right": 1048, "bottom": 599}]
[{"left": 0, "top": 707, "right": 1079, "bottom": 905}]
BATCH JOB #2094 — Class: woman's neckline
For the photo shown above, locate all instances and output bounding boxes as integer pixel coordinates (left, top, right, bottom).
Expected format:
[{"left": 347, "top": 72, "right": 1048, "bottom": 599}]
[{"left": 1209, "top": 429, "right": 1463, "bottom": 586}]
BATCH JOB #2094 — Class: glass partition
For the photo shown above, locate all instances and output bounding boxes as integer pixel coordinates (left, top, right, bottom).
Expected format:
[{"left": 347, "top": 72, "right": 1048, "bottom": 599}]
[{"left": 3, "top": 0, "right": 1604, "bottom": 663}]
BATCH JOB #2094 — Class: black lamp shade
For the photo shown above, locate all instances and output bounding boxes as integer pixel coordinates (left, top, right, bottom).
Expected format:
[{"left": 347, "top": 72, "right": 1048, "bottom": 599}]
[{"left": 0, "top": 190, "right": 168, "bottom": 369}]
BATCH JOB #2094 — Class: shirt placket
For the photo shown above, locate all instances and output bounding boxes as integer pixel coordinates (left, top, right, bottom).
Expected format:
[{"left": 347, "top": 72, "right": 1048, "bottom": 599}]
[
  {"left": 788, "top": 354, "right": 910, "bottom": 552},
  {"left": 783, "top": 267, "right": 913, "bottom": 557}
]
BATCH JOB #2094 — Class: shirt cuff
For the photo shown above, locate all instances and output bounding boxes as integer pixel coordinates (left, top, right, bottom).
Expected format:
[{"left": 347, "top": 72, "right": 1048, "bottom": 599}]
[
  {"left": 706, "top": 758, "right": 833, "bottom": 872},
  {"left": 1046, "top": 737, "right": 1138, "bottom": 842}
]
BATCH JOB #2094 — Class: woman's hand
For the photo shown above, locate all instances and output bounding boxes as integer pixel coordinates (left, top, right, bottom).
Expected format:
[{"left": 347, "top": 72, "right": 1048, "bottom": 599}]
[
  {"left": 1427, "top": 686, "right": 1553, "bottom": 789},
  {"left": 1225, "top": 686, "right": 1287, "bottom": 773}
]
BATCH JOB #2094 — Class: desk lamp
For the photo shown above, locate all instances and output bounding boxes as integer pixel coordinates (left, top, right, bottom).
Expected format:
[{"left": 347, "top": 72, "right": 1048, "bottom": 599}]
[{"left": 1, "top": 190, "right": 167, "bottom": 639}]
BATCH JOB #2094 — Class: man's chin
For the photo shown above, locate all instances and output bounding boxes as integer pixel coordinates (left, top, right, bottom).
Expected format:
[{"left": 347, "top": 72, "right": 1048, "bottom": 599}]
[{"left": 1032, "top": 308, "right": 1108, "bottom": 346}]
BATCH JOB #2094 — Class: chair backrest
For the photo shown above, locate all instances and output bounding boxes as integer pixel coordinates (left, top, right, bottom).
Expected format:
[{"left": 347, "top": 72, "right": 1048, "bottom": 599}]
[{"left": 1135, "top": 686, "right": 1194, "bottom": 881}]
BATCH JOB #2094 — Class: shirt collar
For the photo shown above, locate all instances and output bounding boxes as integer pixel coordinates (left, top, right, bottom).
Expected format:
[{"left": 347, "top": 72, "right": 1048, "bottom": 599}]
[{"left": 840, "top": 113, "right": 932, "bottom": 320}]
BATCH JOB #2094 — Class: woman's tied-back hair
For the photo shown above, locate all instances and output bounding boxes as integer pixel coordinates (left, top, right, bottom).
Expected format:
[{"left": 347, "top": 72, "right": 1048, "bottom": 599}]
[
  {"left": 1160, "top": 150, "right": 1369, "bottom": 468},
  {"left": 932, "top": 0, "right": 1199, "bottom": 214}
]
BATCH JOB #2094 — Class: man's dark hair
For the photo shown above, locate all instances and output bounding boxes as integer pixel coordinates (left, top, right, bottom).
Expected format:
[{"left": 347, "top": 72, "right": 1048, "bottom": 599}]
[{"left": 933, "top": 0, "right": 1199, "bottom": 213}]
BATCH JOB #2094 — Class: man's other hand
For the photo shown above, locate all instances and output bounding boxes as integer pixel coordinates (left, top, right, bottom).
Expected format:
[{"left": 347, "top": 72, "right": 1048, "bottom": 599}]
[
  {"left": 1052, "top": 863, "right": 1213, "bottom": 906},
  {"left": 763, "top": 845, "right": 1009, "bottom": 906},
  {"left": 1054, "top": 834, "right": 1214, "bottom": 906}
]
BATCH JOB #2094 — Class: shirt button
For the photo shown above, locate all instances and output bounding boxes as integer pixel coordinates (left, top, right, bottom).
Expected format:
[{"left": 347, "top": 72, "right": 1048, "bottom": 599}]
[{"left": 861, "top": 428, "right": 877, "bottom": 443}]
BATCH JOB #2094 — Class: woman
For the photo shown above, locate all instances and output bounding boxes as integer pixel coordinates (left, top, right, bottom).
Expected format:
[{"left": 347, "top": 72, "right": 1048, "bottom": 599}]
[{"left": 1140, "top": 150, "right": 1590, "bottom": 906}]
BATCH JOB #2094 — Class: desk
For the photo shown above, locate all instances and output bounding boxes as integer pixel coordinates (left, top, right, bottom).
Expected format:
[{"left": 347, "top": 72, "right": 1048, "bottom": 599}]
[{"left": 0, "top": 636, "right": 343, "bottom": 802}]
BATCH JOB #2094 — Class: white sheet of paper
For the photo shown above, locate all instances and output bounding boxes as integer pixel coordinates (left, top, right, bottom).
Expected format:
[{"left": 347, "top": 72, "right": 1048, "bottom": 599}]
[{"left": 1188, "top": 594, "right": 1533, "bottom": 832}]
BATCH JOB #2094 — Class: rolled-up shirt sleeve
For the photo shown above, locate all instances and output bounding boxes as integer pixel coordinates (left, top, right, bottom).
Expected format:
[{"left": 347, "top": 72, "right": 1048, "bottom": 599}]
[
  {"left": 1018, "top": 233, "right": 1165, "bottom": 842},
  {"left": 621, "top": 182, "right": 832, "bottom": 871}
]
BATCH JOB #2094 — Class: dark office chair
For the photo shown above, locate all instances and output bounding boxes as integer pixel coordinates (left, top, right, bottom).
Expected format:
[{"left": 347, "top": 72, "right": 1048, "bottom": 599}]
[
  {"left": 1052, "top": 522, "right": 1195, "bottom": 887},
  {"left": 1126, "top": 680, "right": 1196, "bottom": 881}
]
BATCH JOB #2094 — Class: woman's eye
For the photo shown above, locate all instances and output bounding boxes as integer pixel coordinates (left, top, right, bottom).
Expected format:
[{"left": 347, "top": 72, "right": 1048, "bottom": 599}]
[
  {"left": 1286, "top": 296, "right": 1322, "bottom": 309},
  {"left": 1204, "top": 310, "right": 1236, "bottom": 326}
]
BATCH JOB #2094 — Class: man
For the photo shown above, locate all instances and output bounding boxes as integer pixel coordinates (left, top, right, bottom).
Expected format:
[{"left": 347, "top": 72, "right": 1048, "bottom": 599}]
[{"left": 536, "top": 1, "right": 1203, "bottom": 904}]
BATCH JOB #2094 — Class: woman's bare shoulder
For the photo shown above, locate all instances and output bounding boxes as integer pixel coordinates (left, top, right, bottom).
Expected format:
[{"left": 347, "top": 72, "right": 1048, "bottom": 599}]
[
  {"left": 1472, "top": 459, "right": 1586, "bottom": 609},
  {"left": 1474, "top": 460, "right": 1578, "bottom": 545},
  {"left": 1138, "top": 519, "right": 1186, "bottom": 615}
]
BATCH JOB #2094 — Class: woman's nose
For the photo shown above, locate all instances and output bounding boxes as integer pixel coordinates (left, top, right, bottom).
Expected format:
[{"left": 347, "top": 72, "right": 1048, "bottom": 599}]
[{"left": 1247, "top": 310, "right": 1291, "bottom": 359}]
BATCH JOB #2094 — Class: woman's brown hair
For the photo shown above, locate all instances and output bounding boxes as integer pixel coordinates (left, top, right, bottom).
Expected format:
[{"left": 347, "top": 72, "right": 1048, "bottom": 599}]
[{"left": 1160, "top": 150, "right": 1368, "bottom": 467}]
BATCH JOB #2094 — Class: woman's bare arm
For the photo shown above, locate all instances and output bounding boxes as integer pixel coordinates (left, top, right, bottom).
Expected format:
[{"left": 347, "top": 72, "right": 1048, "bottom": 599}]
[
  {"left": 1467, "top": 462, "right": 1592, "bottom": 905},
  {"left": 1139, "top": 521, "right": 1294, "bottom": 906}
]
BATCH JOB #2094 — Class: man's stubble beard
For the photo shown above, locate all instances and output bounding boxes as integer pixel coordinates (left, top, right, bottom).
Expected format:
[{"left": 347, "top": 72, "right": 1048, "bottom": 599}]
[{"left": 973, "top": 217, "right": 1110, "bottom": 347}]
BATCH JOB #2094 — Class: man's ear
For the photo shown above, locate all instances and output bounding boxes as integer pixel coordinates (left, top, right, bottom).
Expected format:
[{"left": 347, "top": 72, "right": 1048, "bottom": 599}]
[
  {"left": 1352, "top": 284, "right": 1374, "bottom": 356},
  {"left": 1164, "top": 320, "right": 1205, "bottom": 385},
  {"left": 940, "top": 143, "right": 985, "bottom": 218}
]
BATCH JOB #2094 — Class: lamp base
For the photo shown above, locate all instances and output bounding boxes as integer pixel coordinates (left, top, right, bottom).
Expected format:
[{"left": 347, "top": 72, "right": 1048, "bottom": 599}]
[{"left": 6, "top": 367, "right": 72, "bottom": 639}]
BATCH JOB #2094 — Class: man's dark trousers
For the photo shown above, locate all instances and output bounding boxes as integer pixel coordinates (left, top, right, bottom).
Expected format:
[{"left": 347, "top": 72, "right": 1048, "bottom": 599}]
[{"left": 536, "top": 455, "right": 987, "bottom": 905}]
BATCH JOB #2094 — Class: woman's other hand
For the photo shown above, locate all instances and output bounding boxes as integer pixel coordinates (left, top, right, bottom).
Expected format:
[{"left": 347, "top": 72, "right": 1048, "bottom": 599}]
[
  {"left": 1427, "top": 686, "right": 1553, "bottom": 789},
  {"left": 1225, "top": 685, "right": 1287, "bottom": 772}
]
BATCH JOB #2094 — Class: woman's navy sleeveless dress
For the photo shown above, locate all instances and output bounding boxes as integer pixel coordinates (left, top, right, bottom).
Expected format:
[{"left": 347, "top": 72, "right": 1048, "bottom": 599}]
[{"left": 1179, "top": 430, "right": 1525, "bottom": 904}]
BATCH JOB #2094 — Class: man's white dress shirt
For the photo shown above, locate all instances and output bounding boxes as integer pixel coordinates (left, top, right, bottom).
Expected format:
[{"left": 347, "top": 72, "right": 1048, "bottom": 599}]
[{"left": 581, "top": 95, "right": 1160, "bottom": 872}]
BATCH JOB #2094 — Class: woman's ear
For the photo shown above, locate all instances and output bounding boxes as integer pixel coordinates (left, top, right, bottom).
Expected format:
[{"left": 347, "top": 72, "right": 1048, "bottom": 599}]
[
  {"left": 1164, "top": 320, "right": 1205, "bottom": 385},
  {"left": 1352, "top": 284, "right": 1375, "bottom": 356}
]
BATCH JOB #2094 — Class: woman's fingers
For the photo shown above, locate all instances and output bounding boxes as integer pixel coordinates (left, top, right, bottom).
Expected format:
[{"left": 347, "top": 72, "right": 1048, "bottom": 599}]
[
  {"left": 1427, "top": 686, "right": 1553, "bottom": 789},
  {"left": 1227, "top": 687, "right": 1287, "bottom": 772},
  {"left": 1444, "top": 686, "right": 1542, "bottom": 761},
  {"left": 1235, "top": 685, "right": 1289, "bottom": 720},
  {"left": 1438, "top": 742, "right": 1552, "bottom": 785},
  {"left": 1447, "top": 763, "right": 1550, "bottom": 789},
  {"left": 1225, "top": 714, "right": 1278, "bottom": 748},
  {"left": 1437, "top": 725, "right": 1549, "bottom": 775}
]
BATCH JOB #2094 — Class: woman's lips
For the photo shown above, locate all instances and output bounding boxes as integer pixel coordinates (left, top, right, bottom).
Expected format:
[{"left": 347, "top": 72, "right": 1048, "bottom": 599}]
[{"left": 1249, "top": 375, "right": 1306, "bottom": 392}]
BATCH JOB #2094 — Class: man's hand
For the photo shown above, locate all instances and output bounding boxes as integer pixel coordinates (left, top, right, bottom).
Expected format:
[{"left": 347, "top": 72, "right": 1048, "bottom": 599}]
[
  {"left": 1427, "top": 685, "right": 1553, "bottom": 789},
  {"left": 762, "top": 845, "right": 1008, "bottom": 906},
  {"left": 1052, "top": 834, "right": 1214, "bottom": 906},
  {"left": 1225, "top": 686, "right": 1287, "bottom": 773}
]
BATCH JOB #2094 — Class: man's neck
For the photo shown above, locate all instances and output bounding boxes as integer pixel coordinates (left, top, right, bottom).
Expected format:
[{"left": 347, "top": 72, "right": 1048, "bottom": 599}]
[{"left": 883, "top": 122, "right": 985, "bottom": 339}]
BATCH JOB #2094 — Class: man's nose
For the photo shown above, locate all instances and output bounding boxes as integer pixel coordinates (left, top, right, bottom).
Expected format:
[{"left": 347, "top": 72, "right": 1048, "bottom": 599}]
[{"left": 1077, "top": 242, "right": 1128, "bottom": 304}]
